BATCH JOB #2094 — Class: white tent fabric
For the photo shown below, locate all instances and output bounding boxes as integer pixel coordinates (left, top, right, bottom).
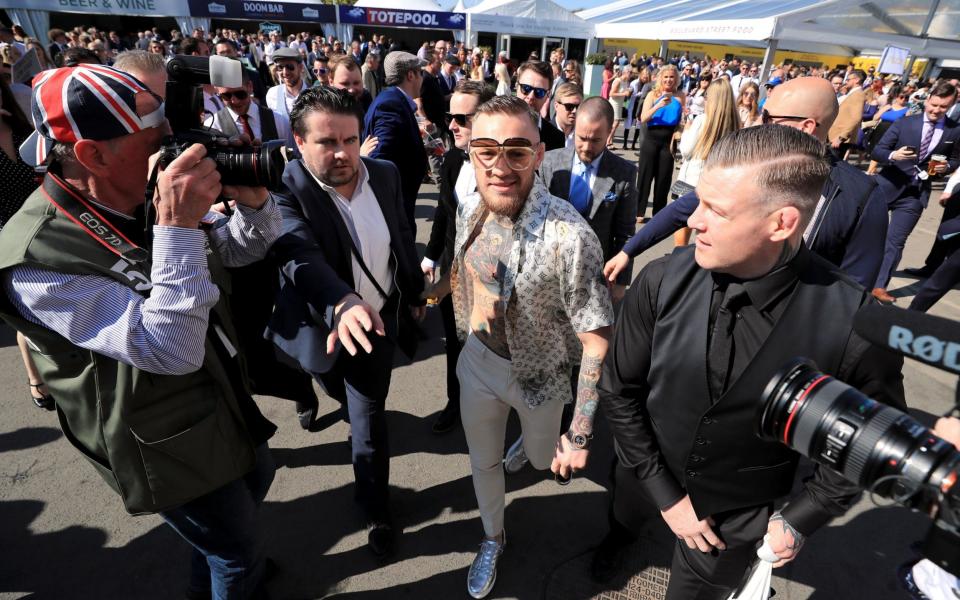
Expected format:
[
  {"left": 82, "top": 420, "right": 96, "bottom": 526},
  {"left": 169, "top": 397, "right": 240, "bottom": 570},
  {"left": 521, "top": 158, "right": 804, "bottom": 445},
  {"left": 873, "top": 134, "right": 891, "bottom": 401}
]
[
  {"left": 583, "top": 0, "right": 960, "bottom": 60},
  {"left": 176, "top": 17, "right": 211, "bottom": 37},
  {"left": 355, "top": 0, "right": 444, "bottom": 11},
  {"left": 6, "top": 8, "right": 48, "bottom": 43},
  {"left": 466, "top": 0, "right": 594, "bottom": 46}
]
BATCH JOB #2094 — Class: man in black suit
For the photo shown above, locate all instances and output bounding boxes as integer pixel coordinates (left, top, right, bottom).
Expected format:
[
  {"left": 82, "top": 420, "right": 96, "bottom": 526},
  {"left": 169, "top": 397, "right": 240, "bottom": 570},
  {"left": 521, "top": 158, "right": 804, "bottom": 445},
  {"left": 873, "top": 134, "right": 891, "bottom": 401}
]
[
  {"left": 538, "top": 96, "right": 637, "bottom": 303},
  {"left": 870, "top": 81, "right": 960, "bottom": 304},
  {"left": 267, "top": 87, "right": 425, "bottom": 556},
  {"left": 515, "top": 60, "right": 566, "bottom": 151},
  {"left": 47, "top": 28, "right": 68, "bottom": 66},
  {"left": 421, "top": 79, "right": 494, "bottom": 434},
  {"left": 595, "top": 125, "right": 905, "bottom": 599}
]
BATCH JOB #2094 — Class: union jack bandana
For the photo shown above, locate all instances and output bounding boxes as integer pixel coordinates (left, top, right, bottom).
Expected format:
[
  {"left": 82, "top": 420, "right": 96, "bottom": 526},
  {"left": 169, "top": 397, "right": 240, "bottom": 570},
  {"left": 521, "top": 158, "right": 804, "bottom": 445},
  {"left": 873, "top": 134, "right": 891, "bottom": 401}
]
[{"left": 19, "top": 64, "right": 166, "bottom": 168}]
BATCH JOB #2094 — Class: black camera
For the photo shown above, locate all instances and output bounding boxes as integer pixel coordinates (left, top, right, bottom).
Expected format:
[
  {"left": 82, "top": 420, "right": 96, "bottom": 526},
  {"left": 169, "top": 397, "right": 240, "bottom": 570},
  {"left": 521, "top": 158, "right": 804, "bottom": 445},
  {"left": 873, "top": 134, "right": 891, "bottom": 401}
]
[
  {"left": 158, "top": 55, "right": 284, "bottom": 190},
  {"left": 757, "top": 305, "right": 960, "bottom": 576}
]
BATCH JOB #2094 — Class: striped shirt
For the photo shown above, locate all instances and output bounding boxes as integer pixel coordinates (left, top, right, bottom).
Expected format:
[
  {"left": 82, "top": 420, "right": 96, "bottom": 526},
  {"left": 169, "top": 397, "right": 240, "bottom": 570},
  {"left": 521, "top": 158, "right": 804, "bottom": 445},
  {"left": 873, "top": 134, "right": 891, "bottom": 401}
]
[{"left": 3, "top": 197, "right": 281, "bottom": 376}]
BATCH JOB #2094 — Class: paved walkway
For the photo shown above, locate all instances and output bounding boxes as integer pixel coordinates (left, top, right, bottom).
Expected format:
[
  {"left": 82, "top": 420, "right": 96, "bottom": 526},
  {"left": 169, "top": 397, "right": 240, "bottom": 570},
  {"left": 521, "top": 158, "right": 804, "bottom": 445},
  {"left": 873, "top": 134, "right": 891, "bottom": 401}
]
[{"left": 1, "top": 145, "right": 956, "bottom": 599}]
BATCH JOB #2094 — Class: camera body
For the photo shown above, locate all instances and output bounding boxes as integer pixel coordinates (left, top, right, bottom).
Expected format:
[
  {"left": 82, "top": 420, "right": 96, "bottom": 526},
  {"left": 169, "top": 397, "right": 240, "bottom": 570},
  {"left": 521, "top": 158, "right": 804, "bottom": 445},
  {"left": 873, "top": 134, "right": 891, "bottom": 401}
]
[{"left": 161, "top": 55, "right": 284, "bottom": 190}]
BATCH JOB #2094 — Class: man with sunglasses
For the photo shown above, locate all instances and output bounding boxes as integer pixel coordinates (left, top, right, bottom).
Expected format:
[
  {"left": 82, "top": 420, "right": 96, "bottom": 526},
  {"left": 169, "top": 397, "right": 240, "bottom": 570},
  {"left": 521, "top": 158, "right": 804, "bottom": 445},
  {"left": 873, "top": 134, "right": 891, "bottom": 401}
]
[
  {"left": 266, "top": 47, "right": 309, "bottom": 152},
  {"left": 515, "top": 60, "right": 565, "bottom": 151},
  {"left": 552, "top": 82, "right": 582, "bottom": 150},
  {"left": 450, "top": 96, "right": 613, "bottom": 598},
  {"left": 206, "top": 73, "right": 288, "bottom": 145},
  {"left": 312, "top": 55, "right": 330, "bottom": 87},
  {"left": 422, "top": 80, "right": 495, "bottom": 435}
]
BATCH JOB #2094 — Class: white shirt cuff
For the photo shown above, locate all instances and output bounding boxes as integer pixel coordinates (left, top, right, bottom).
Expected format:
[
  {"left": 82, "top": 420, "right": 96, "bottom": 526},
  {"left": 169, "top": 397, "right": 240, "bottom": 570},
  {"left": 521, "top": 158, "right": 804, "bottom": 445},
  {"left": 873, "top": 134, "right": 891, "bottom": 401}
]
[{"left": 152, "top": 226, "right": 208, "bottom": 266}]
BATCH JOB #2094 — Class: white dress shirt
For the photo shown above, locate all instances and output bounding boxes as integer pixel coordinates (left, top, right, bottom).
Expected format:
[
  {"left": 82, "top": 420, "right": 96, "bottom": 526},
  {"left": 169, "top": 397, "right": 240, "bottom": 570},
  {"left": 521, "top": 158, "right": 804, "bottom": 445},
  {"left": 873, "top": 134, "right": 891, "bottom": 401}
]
[
  {"left": 307, "top": 161, "right": 395, "bottom": 312},
  {"left": 266, "top": 80, "right": 308, "bottom": 114}
]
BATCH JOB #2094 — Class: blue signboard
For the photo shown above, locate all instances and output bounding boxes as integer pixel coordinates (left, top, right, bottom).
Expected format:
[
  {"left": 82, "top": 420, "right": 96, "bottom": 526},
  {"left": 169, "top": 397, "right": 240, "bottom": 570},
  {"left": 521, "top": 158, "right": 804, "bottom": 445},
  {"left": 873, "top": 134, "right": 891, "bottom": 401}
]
[
  {"left": 338, "top": 5, "right": 466, "bottom": 30},
  {"left": 188, "top": 0, "right": 336, "bottom": 23}
]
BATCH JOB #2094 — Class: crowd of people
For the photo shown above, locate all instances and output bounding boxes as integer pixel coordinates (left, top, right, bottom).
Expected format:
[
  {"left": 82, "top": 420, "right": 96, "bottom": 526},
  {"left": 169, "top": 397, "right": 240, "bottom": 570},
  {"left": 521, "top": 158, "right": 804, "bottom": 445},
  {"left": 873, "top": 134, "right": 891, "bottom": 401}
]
[{"left": 2, "top": 18, "right": 960, "bottom": 600}]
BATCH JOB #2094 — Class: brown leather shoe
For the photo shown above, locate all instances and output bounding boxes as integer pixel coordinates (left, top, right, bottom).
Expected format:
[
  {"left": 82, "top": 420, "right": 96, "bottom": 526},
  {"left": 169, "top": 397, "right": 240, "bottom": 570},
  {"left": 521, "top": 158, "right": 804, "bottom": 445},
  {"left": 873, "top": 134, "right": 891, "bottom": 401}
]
[{"left": 872, "top": 288, "right": 896, "bottom": 304}]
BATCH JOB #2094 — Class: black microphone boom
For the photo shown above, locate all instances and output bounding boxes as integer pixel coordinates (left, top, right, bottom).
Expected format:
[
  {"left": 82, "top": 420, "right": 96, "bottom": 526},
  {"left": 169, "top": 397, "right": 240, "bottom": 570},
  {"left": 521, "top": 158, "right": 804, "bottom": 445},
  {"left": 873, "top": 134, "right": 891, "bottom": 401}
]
[{"left": 853, "top": 304, "right": 960, "bottom": 376}]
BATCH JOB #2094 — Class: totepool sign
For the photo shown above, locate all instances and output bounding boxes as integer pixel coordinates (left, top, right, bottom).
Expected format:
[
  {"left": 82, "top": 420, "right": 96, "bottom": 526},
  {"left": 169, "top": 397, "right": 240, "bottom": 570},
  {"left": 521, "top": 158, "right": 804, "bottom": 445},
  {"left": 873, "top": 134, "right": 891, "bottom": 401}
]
[{"left": 338, "top": 6, "right": 466, "bottom": 30}]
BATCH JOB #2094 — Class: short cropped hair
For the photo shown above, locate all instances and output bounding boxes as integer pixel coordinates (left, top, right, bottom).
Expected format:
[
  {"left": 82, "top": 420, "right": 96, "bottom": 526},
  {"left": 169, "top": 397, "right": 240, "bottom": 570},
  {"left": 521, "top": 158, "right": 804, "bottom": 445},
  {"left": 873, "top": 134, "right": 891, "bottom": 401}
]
[
  {"left": 703, "top": 124, "right": 831, "bottom": 221},
  {"left": 113, "top": 50, "right": 166, "bottom": 77},
  {"left": 473, "top": 95, "right": 540, "bottom": 139},
  {"left": 453, "top": 78, "right": 494, "bottom": 104},
  {"left": 930, "top": 80, "right": 958, "bottom": 100},
  {"left": 516, "top": 60, "right": 553, "bottom": 87},
  {"left": 328, "top": 53, "right": 359, "bottom": 77},
  {"left": 290, "top": 86, "right": 364, "bottom": 138},
  {"left": 554, "top": 82, "right": 583, "bottom": 101},
  {"left": 578, "top": 96, "right": 614, "bottom": 129}
]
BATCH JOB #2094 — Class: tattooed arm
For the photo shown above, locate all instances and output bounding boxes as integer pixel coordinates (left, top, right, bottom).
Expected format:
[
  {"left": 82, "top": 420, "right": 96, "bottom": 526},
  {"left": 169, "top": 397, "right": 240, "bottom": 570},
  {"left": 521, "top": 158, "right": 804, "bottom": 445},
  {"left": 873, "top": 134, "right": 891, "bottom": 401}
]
[
  {"left": 551, "top": 328, "right": 610, "bottom": 479},
  {"left": 765, "top": 510, "right": 806, "bottom": 568}
]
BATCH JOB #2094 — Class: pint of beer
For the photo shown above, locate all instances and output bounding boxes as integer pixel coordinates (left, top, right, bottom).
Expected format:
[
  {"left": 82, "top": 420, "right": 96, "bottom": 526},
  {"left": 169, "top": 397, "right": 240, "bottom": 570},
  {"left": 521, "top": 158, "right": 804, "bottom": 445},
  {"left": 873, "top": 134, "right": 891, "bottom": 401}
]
[{"left": 929, "top": 154, "right": 948, "bottom": 176}]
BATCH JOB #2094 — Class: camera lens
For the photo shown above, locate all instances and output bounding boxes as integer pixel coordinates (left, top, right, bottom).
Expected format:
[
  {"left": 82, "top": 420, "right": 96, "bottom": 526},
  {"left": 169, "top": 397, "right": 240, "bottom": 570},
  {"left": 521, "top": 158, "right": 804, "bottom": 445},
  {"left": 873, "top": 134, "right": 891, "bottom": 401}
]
[
  {"left": 207, "top": 140, "right": 286, "bottom": 190},
  {"left": 758, "top": 359, "right": 960, "bottom": 506}
]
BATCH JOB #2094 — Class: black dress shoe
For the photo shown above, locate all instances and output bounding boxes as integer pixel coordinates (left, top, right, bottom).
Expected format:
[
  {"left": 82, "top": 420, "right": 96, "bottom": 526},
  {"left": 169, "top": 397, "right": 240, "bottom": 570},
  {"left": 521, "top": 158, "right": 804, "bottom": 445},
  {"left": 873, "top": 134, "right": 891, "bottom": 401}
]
[
  {"left": 903, "top": 265, "right": 936, "bottom": 278},
  {"left": 295, "top": 401, "right": 317, "bottom": 431},
  {"left": 431, "top": 403, "right": 460, "bottom": 434},
  {"left": 590, "top": 530, "right": 635, "bottom": 583},
  {"left": 367, "top": 522, "right": 396, "bottom": 557}
]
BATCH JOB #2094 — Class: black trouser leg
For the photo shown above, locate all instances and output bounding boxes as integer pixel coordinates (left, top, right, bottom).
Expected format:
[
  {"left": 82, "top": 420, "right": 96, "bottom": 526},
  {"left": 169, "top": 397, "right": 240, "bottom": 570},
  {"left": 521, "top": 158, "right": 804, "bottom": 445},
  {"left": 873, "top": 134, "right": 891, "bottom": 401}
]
[
  {"left": 923, "top": 199, "right": 960, "bottom": 270},
  {"left": 910, "top": 241, "right": 960, "bottom": 312},
  {"left": 651, "top": 131, "right": 676, "bottom": 216},
  {"left": 636, "top": 129, "right": 658, "bottom": 219},
  {"left": 439, "top": 294, "right": 461, "bottom": 410}
]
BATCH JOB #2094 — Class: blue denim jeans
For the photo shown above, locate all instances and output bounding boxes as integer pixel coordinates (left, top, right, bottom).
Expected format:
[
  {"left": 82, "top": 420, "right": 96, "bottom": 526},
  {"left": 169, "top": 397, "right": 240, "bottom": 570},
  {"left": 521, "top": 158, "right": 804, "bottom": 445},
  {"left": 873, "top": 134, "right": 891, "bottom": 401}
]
[{"left": 160, "top": 443, "right": 275, "bottom": 599}]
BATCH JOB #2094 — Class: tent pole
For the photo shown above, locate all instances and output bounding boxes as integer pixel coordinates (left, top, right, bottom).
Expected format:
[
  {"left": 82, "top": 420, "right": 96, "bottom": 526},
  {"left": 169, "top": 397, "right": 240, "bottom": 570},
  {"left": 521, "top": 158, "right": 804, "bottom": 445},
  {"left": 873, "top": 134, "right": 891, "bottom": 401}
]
[
  {"left": 904, "top": 55, "right": 917, "bottom": 80},
  {"left": 759, "top": 38, "right": 778, "bottom": 98},
  {"left": 659, "top": 40, "right": 668, "bottom": 59}
]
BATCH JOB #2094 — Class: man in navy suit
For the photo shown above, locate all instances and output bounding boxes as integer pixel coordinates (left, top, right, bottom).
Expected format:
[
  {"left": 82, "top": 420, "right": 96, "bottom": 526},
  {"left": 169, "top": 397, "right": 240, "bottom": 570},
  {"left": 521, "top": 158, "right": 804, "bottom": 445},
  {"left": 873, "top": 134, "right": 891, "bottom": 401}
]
[
  {"left": 363, "top": 51, "right": 429, "bottom": 232},
  {"left": 267, "top": 87, "right": 425, "bottom": 557},
  {"left": 871, "top": 81, "right": 960, "bottom": 304},
  {"left": 601, "top": 77, "right": 886, "bottom": 291}
]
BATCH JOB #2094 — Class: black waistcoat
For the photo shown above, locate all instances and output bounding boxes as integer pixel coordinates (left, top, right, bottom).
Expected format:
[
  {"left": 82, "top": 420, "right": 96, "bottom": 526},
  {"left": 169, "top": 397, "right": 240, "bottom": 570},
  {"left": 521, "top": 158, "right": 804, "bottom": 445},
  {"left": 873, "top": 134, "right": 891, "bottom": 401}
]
[{"left": 647, "top": 246, "right": 865, "bottom": 518}]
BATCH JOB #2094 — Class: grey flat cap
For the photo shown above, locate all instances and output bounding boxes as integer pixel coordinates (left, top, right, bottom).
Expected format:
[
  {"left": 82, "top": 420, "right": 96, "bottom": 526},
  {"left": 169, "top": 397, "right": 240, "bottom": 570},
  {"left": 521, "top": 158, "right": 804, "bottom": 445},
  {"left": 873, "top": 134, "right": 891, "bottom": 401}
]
[
  {"left": 385, "top": 51, "right": 427, "bottom": 82},
  {"left": 272, "top": 47, "right": 301, "bottom": 60}
]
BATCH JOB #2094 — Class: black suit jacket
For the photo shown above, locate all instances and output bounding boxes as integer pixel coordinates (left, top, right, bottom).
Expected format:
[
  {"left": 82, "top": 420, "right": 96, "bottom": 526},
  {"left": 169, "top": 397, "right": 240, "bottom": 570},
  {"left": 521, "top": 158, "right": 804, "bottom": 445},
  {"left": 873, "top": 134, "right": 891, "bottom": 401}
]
[
  {"left": 425, "top": 149, "right": 466, "bottom": 271},
  {"left": 420, "top": 71, "right": 447, "bottom": 131},
  {"left": 540, "top": 118, "right": 565, "bottom": 152},
  {"left": 871, "top": 114, "right": 960, "bottom": 206},
  {"left": 266, "top": 158, "right": 424, "bottom": 374}
]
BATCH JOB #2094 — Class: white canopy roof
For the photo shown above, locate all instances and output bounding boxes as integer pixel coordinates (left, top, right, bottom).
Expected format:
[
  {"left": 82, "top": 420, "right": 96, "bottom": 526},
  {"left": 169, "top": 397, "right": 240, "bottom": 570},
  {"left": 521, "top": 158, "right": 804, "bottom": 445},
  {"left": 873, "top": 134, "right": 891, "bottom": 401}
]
[
  {"left": 466, "top": 0, "right": 594, "bottom": 39},
  {"left": 583, "top": 0, "right": 960, "bottom": 59},
  {"left": 355, "top": 0, "right": 444, "bottom": 11}
]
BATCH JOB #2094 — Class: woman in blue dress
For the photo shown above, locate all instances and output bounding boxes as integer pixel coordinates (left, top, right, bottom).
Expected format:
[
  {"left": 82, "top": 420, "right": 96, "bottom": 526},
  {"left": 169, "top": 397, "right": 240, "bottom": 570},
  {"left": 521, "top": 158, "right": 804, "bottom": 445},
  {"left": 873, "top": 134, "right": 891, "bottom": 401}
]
[{"left": 636, "top": 64, "right": 684, "bottom": 221}]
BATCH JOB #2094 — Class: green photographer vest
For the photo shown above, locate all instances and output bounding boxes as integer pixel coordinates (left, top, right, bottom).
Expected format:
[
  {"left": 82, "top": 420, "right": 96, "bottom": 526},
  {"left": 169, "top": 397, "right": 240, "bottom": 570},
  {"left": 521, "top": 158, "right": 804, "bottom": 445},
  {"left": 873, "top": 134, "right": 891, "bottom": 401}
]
[{"left": 0, "top": 179, "right": 258, "bottom": 515}]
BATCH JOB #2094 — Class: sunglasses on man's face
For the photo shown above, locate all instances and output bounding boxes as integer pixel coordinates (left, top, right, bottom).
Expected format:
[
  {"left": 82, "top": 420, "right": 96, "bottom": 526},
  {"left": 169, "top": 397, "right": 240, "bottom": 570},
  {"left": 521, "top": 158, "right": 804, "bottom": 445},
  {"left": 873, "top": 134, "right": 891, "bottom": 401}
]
[
  {"left": 445, "top": 112, "right": 475, "bottom": 127},
  {"left": 518, "top": 83, "right": 548, "bottom": 99},
  {"left": 556, "top": 101, "right": 580, "bottom": 112},
  {"left": 314, "top": 67, "right": 328, "bottom": 74},
  {"left": 219, "top": 90, "right": 249, "bottom": 101},
  {"left": 761, "top": 108, "right": 819, "bottom": 127},
  {"left": 276, "top": 62, "right": 299, "bottom": 71},
  {"left": 469, "top": 137, "right": 537, "bottom": 171}
]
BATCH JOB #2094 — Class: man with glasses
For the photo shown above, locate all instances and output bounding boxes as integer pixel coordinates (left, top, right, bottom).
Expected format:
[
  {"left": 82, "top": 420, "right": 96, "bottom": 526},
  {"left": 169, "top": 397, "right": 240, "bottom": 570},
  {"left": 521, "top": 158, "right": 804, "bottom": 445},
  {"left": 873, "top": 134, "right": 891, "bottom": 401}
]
[
  {"left": 552, "top": 82, "right": 582, "bottom": 149},
  {"left": 421, "top": 80, "right": 495, "bottom": 435},
  {"left": 214, "top": 38, "right": 267, "bottom": 103},
  {"left": 312, "top": 55, "right": 330, "bottom": 86},
  {"left": 828, "top": 68, "right": 865, "bottom": 156},
  {"left": 515, "top": 60, "right": 566, "bottom": 151},
  {"left": 266, "top": 47, "right": 308, "bottom": 152},
  {"left": 450, "top": 95, "right": 613, "bottom": 598},
  {"left": 679, "top": 64, "right": 697, "bottom": 94},
  {"left": 206, "top": 72, "right": 287, "bottom": 145},
  {"left": 730, "top": 63, "right": 755, "bottom": 99}
]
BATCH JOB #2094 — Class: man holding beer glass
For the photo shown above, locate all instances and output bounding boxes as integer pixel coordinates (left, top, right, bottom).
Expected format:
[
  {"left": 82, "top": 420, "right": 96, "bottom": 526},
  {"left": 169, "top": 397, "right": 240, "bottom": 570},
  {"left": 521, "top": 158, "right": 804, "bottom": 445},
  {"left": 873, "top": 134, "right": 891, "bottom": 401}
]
[{"left": 869, "top": 81, "right": 960, "bottom": 304}]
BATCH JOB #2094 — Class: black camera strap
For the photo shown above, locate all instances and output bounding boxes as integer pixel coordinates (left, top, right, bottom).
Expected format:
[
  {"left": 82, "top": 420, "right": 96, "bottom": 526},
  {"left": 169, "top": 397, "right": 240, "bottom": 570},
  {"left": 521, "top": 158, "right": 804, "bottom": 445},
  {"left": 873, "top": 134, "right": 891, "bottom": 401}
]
[{"left": 41, "top": 172, "right": 150, "bottom": 264}]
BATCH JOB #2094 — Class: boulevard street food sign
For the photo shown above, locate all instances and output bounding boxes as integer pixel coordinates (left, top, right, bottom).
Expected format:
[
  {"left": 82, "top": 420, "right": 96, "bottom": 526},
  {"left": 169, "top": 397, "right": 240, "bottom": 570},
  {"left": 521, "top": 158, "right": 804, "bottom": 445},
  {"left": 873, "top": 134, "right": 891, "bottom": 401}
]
[{"left": 338, "top": 6, "right": 466, "bottom": 30}]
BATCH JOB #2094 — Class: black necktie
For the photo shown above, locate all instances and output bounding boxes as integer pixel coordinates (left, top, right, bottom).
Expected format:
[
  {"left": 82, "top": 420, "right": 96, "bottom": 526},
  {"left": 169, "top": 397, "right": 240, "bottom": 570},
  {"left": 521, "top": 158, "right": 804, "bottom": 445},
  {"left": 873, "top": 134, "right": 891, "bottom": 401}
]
[{"left": 707, "top": 285, "right": 749, "bottom": 401}]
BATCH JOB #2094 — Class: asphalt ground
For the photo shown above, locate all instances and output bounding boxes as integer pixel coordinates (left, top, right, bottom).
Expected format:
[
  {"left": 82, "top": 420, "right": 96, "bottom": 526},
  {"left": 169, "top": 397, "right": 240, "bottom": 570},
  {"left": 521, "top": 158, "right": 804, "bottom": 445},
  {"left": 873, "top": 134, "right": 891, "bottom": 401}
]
[{"left": 1, "top": 141, "right": 958, "bottom": 600}]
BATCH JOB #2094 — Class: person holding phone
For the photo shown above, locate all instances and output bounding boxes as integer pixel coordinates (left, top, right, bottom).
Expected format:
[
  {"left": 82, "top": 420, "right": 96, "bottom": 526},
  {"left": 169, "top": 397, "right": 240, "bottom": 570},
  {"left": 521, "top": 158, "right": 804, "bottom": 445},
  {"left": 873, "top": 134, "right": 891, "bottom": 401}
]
[
  {"left": 636, "top": 64, "right": 684, "bottom": 222},
  {"left": 870, "top": 80, "right": 960, "bottom": 304}
]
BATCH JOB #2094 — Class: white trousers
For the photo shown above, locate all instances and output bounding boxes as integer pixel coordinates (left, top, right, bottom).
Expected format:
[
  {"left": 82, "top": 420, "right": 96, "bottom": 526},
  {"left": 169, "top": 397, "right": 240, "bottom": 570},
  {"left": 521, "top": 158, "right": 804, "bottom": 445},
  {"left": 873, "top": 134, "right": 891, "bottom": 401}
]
[{"left": 456, "top": 334, "right": 565, "bottom": 537}]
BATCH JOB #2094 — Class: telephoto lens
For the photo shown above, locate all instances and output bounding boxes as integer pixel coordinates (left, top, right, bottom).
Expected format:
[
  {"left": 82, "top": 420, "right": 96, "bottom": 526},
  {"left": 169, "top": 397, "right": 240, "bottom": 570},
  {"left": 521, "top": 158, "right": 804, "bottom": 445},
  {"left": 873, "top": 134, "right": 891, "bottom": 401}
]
[
  {"left": 757, "top": 359, "right": 960, "bottom": 513},
  {"left": 207, "top": 140, "right": 286, "bottom": 191}
]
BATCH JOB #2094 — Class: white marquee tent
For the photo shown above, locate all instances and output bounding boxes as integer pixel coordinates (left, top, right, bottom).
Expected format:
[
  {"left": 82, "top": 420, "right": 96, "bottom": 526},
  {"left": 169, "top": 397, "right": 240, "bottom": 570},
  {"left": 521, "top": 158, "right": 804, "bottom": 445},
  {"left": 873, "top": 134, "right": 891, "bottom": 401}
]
[
  {"left": 463, "top": 0, "right": 594, "bottom": 50},
  {"left": 581, "top": 0, "right": 960, "bottom": 67}
]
